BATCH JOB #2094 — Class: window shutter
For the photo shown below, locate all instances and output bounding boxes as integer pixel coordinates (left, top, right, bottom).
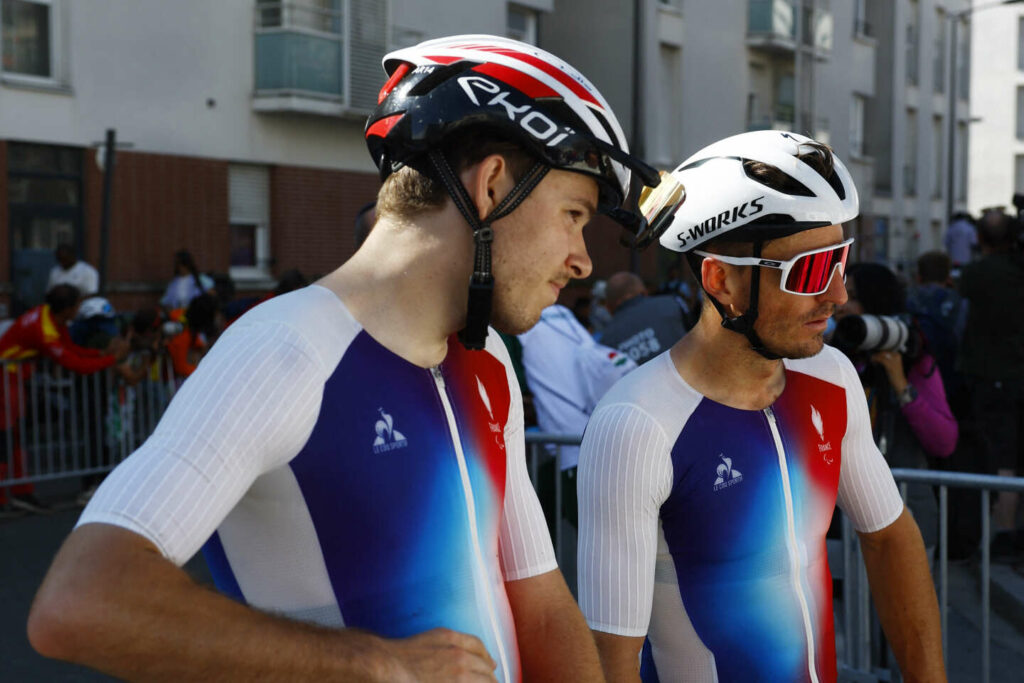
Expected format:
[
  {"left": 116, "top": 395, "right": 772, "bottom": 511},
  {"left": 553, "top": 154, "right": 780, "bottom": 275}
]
[{"left": 229, "top": 165, "right": 269, "bottom": 224}]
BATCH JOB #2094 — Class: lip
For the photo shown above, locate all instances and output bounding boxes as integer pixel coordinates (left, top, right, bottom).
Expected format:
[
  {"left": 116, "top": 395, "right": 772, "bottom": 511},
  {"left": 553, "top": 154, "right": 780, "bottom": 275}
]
[{"left": 804, "top": 318, "right": 829, "bottom": 331}]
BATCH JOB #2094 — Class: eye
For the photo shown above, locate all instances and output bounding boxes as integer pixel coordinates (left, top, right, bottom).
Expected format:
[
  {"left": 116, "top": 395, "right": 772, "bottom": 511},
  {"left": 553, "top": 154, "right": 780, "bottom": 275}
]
[{"left": 568, "top": 210, "right": 584, "bottom": 222}]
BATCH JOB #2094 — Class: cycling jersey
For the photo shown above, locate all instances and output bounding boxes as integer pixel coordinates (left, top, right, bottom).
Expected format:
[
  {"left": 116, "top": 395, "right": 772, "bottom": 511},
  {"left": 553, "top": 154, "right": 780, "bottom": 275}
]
[
  {"left": 578, "top": 346, "right": 904, "bottom": 683},
  {"left": 79, "top": 285, "right": 555, "bottom": 683}
]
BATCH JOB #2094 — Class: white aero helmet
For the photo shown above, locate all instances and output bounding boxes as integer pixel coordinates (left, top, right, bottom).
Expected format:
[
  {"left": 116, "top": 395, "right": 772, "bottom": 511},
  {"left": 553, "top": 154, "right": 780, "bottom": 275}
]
[{"left": 654, "top": 130, "right": 859, "bottom": 253}]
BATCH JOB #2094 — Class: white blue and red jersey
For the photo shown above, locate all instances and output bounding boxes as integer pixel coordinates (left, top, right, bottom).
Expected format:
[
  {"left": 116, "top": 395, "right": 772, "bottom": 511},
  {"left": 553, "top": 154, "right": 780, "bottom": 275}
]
[
  {"left": 578, "top": 347, "right": 904, "bottom": 682},
  {"left": 79, "top": 285, "right": 556, "bottom": 683}
]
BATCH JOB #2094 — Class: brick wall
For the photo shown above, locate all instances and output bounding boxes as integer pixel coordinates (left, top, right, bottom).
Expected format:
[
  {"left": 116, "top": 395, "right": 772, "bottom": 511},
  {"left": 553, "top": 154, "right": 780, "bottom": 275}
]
[
  {"left": 270, "top": 166, "right": 380, "bottom": 279},
  {"left": 88, "top": 151, "right": 230, "bottom": 287}
]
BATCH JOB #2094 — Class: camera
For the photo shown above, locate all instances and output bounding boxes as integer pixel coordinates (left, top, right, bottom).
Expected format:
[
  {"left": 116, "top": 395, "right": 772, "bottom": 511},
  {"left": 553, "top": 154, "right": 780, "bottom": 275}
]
[{"left": 831, "top": 314, "right": 922, "bottom": 357}]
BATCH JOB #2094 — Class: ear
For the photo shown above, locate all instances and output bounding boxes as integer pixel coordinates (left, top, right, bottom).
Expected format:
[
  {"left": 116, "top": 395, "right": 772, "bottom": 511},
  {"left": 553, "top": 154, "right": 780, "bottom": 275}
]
[
  {"left": 701, "top": 257, "right": 745, "bottom": 312},
  {"left": 461, "top": 154, "right": 515, "bottom": 222}
]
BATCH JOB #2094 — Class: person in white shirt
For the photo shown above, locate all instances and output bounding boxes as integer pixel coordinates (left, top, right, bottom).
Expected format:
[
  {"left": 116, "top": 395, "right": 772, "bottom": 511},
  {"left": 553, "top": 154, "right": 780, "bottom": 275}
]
[
  {"left": 47, "top": 245, "right": 99, "bottom": 298},
  {"left": 518, "top": 304, "right": 635, "bottom": 533},
  {"left": 160, "top": 250, "right": 215, "bottom": 311}
]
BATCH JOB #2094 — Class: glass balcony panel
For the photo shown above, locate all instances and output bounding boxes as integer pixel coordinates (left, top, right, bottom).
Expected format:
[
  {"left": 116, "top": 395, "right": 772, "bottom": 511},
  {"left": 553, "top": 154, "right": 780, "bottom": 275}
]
[{"left": 255, "top": 31, "right": 341, "bottom": 96}]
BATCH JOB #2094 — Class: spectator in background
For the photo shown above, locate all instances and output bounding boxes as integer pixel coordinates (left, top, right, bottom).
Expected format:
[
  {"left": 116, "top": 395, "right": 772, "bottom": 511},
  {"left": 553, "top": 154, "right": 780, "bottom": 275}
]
[
  {"left": 944, "top": 211, "right": 977, "bottom": 271},
  {"left": 165, "top": 293, "right": 222, "bottom": 380},
  {"left": 907, "top": 251, "right": 968, "bottom": 408},
  {"left": 588, "top": 279, "right": 612, "bottom": 335},
  {"left": 353, "top": 201, "right": 377, "bottom": 251},
  {"left": 518, "top": 304, "right": 635, "bottom": 536},
  {"left": 598, "top": 270, "right": 691, "bottom": 365},
  {"left": 959, "top": 210, "right": 1024, "bottom": 561},
  {"left": 834, "top": 263, "right": 958, "bottom": 559},
  {"left": 47, "top": 244, "right": 99, "bottom": 298},
  {"left": 160, "top": 250, "right": 214, "bottom": 310},
  {"left": 0, "top": 285, "right": 128, "bottom": 512}
]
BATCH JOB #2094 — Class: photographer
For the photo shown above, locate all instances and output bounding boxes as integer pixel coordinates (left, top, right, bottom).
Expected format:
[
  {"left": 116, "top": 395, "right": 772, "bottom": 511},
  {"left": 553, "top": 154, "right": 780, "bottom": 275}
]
[
  {"left": 833, "top": 263, "right": 959, "bottom": 557},
  {"left": 959, "top": 209, "right": 1024, "bottom": 561}
]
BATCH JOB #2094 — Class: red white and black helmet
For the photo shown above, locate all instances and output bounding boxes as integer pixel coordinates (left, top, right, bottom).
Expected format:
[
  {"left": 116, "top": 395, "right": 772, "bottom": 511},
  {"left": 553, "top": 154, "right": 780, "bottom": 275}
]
[{"left": 365, "top": 34, "right": 659, "bottom": 221}]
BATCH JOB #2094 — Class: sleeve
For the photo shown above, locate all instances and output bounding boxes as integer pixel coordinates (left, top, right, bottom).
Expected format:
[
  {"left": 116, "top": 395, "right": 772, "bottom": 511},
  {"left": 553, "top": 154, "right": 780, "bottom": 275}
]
[
  {"left": 77, "top": 320, "right": 327, "bottom": 566},
  {"left": 833, "top": 350, "right": 905, "bottom": 533},
  {"left": 498, "top": 352, "right": 558, "bottom": 581},
  {"left": 577, "top": 403, "right": 673, "bottom": 636},
  {"left": 43, "top": 333, "right": 117, "bottom": 374},
  {"left": 902, "top": 355, "right": 958, "bottom": 458},
  {"left": 83, "top": 265, "right": 99, "bottom": 295},
  {"left": 574, "top": 344, "right": 637, "bottom": 414}
]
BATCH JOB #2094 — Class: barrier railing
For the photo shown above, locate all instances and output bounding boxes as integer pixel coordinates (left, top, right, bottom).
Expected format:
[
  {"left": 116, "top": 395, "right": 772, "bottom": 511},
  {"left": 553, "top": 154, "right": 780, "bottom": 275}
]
[
  {"left": 525, "top": 432, "right": 1024, "bottom": 683},
  {"left": 0, "top": 357, "right": 176, "bottom": 495}
]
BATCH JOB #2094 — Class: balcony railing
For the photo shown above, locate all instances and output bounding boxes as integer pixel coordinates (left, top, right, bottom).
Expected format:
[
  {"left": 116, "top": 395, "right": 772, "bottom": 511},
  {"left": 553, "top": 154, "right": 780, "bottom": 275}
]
[
  {"left": 253, "top": 0, "right": 387, "bottom": 116},
  {"left": 748, "top": 0, "right": 832, "bottom": 55}
]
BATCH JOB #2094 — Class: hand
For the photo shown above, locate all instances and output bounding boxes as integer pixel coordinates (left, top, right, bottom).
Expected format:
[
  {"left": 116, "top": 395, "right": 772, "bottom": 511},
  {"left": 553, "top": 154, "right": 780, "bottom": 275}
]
[
  {"left": 869, "top": 350, "right": 909, "bottom": 394},
  {"left": 380, "top": 628, "right": 498, "bottom": 683},
  {"left": 106, "top": 336, "right": 130, "bottom": 361}
]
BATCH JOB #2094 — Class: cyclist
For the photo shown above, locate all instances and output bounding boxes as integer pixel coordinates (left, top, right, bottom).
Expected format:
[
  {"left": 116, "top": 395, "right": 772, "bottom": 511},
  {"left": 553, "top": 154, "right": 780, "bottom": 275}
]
[
  {"left": 577, "top": 131, "right": 944, "bottom": 682},
  {"left": 29, "top": 35, "right": 659, "bottom": 682}
]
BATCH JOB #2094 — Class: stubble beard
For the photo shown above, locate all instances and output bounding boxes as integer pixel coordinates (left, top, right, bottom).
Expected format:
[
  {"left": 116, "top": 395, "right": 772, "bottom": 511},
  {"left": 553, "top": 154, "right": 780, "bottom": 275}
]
[{"left": 755, "top": 305, "right": 834, "bottom": 360}]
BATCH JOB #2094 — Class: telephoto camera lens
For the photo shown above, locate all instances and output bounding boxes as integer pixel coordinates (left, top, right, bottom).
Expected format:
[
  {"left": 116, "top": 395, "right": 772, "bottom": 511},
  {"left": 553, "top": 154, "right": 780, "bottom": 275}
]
[{"left": 832, "top": 314, "right": 910, "bottom": 355}]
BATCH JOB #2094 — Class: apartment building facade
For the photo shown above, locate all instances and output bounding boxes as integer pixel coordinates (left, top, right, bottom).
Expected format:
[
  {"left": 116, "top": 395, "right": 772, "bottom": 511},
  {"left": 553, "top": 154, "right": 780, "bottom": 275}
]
[
  {"left": 968, "top": 3, "right": 1024, "bottom": 217},
  {"left": 547, "top": 0, "right": 972, "bottom": 277},
  {"left": 0, "top": 0, "right": 559, "bottom": 314}
]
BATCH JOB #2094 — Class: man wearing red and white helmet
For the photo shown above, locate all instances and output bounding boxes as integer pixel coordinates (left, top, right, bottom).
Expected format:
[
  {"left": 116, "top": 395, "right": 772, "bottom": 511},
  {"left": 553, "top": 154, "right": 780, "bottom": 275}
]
[
  {"left": 578, "top": 131, "right": 945, "bottom": 682},
  {"left": 30, "top": 35, "right": 657, "bottom": 682}
]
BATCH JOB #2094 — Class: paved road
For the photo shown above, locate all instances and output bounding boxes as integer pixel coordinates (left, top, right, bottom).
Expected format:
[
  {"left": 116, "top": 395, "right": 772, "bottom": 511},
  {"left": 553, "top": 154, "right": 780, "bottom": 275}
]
[{"left": 3, "top": 504, "right": 1024, "bottom": 682}]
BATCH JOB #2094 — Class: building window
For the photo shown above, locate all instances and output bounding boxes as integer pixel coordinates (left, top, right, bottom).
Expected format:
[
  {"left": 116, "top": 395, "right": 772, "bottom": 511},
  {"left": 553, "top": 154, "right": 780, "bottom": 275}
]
[
  {"left": 850, "top": 94, "right": 865, "bottom": 157},
  {"left": 906, "top": 0, "right": 919, "bottom": 86},
  {"left": 853, "top": 0, "right": 871, "bottom": 38},
  {"left": 1017, "top": 86, "right": 1024, "bottom": 140},
  {"left": 1019, "top": 16, "right": 1024, "bottom": 71},
  {"left": 1, "top": 0, "right": 54, "bottom": 79},
  {"left": 653, "top": 43, "right": 682, "bottom": 165},
  {"left": 957, "top": 121, "right": 968, "bottom": 201},
  {"left": 933, "top": 8, "right": 945, "bottom": 93},
  {"left": 905, "top": 108, "right": 917, "bottom": 196},
  {"left": 1015, "top": 155, "right": 1024, "bottom": 195},
  {"left": 229, "top": 165, "right": 271, "bottom": 280},
  {"left": 932, "top": 115, "right": 943, "bottom": 198},
  {"left": 507, "top": 5, "right": 538, "bottom": 45},
  {"left": 957, "top": 18, "right": 969, "bottom": 100}
]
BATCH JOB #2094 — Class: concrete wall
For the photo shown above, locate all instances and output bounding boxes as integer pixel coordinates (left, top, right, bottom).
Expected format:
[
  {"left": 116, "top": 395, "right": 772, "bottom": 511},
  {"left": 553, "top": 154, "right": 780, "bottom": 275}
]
[{"left": 968, "top": 7, "right": 1024, "bottom": 215}]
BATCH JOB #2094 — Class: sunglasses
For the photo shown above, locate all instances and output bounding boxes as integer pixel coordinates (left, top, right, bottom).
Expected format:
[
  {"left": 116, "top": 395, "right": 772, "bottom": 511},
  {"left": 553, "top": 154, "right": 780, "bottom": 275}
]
[
  {"left": 632, "top": 170, "right": 686, "bottom": 248},
  {"left": 694, "top": 238, "right": 854, "bottom": 296}
]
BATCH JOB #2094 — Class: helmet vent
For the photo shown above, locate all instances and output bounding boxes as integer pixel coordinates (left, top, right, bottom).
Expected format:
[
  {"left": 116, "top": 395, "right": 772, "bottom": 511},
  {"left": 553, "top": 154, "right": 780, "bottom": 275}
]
[
  {"left": 408, "top": 60, "right": 478, "bottom": 97},
  {"left": 742, "top": 160, "right": 815, "bottom": 198}
]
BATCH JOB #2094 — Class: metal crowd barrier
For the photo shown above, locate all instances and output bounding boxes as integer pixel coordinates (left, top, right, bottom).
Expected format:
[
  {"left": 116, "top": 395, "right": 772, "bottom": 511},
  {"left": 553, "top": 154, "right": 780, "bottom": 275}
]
[
  {"left": 525, "top": 432, "right": 1024, "bottom": 683},
  {"left": 0, "top": 356, "right": 176, "bottom": 493}
]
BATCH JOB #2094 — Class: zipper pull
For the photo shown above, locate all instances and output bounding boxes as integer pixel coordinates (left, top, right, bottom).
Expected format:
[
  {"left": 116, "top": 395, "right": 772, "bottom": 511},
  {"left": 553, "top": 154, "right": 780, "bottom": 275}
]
[
  {"left": 430, "top": 366, "right": 444, "bottom": 383},
  {"left": 764, "top": 406, "right": 776, "bottom": 423}
]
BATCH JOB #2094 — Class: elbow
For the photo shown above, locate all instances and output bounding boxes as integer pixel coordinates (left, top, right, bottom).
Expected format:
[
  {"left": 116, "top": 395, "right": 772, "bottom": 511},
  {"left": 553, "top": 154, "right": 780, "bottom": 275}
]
[{"left": 27, "top": 569, "right": 107, "bottom": 662}]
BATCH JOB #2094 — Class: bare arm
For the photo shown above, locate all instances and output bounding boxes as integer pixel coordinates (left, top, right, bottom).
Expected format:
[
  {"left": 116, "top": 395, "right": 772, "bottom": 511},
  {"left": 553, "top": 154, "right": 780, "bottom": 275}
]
[
  {"left": 592, "top": 631, "right": 644, "bottom": 683},
  {"left": 859, "top": 507, "right": 946, "bottom": 683},
  {"left": 505, "top": 568, "right": 603, "bottom": 682},
  {"left": 28, "top": 523, "right": 498, "bottom": 682}
]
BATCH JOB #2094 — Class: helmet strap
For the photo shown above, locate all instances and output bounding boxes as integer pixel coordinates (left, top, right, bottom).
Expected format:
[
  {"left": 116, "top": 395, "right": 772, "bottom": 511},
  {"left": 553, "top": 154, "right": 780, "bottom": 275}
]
[
  {"left": 427, "top": 149, "right": 550, "bottom": 350},
  {"left": 689, "top": 241, "right": 782, "bottom": 361}
]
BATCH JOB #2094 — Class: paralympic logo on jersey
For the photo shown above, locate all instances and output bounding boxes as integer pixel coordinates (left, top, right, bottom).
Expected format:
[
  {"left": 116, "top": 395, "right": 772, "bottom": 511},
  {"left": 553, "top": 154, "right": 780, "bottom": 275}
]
[
  {"left": 811, "top": 404, "right": 834, "bottom": 464},
  {"left": 373, "top": 407, "right": 408, "bottom": 454}
]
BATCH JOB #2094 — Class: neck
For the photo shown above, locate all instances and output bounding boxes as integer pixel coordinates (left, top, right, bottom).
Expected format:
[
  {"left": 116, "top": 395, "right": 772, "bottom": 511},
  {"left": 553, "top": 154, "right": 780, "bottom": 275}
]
[
  {"left": 318, "top": 206, "right": 473, "bottom": 368},
  {"left": 670, "top": 309, "right": 786, "bottom": 410}
]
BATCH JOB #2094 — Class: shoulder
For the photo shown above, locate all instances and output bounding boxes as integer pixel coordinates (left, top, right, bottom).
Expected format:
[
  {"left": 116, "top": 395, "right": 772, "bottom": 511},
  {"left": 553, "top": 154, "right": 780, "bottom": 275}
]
[
  {"left": 220, "top": 286, "right": 363, "bottom": 373},
  {"left": 785, "top": 345, "right": 856, "bottom": 389},
  {"left": 591, "top": 352, "right": 700, "bottom": 433}
]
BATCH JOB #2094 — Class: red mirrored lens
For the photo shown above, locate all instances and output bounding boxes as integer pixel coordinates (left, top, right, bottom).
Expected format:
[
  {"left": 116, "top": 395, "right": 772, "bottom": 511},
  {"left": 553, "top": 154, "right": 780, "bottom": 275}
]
[{"left": 784, "top": 243, "right": 850, "bottom": 294}]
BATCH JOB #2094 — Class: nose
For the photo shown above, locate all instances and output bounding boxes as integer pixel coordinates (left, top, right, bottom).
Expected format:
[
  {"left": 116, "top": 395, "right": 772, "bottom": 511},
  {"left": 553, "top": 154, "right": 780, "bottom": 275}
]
[
  {"left": 819, "top": 265, "right": 849, "bottom": 307},
  {"left": 567, "top": 229, "right": 593, "bottom": 280}
]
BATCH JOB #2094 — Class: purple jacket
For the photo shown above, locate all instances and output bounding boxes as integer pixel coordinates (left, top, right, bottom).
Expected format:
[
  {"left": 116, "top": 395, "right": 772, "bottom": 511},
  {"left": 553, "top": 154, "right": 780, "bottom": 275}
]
[{"left": 903, "top": 354, "right": 958, "bottom": 458}]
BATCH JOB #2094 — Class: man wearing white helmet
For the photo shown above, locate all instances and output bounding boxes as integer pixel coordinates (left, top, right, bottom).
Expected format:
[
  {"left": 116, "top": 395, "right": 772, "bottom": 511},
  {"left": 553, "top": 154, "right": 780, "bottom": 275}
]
[
  {"left": 578, "top": 131, "right": 944, "bottom": 682},
  {"left": 30, "top": 35, "right": 659, "bottom": 681}
]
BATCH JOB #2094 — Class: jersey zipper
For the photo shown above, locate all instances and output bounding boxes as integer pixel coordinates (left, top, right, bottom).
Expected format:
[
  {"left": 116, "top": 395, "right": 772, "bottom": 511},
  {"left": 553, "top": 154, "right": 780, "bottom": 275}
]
[
  {"left": 430, "top": 366, "right": 511, "bottom": 682},
  {"left": 764, "top": 406, "right": 820, "bottom": 683}
]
